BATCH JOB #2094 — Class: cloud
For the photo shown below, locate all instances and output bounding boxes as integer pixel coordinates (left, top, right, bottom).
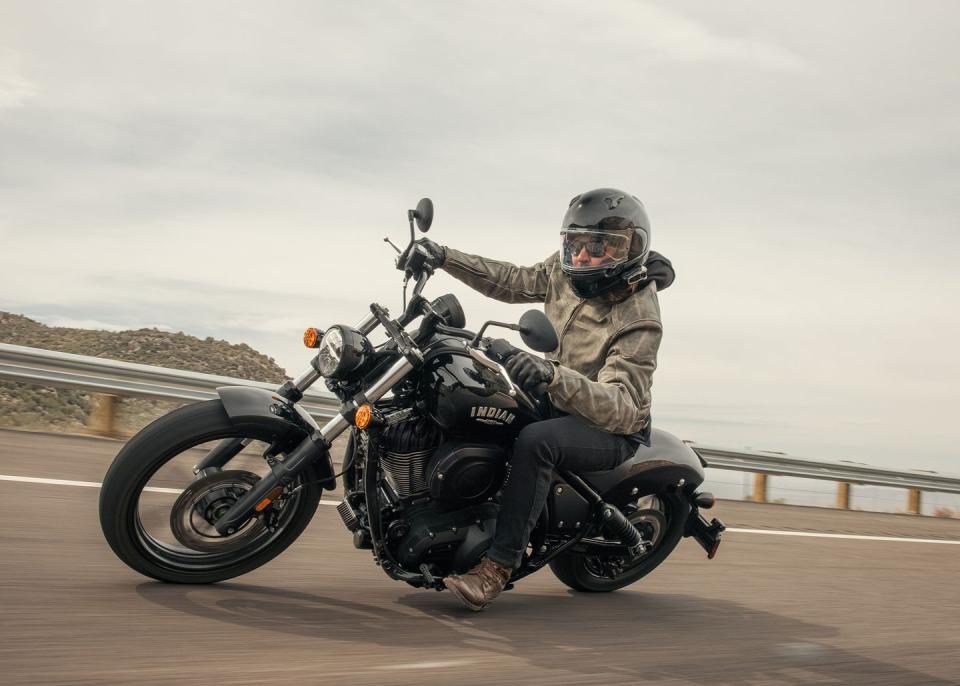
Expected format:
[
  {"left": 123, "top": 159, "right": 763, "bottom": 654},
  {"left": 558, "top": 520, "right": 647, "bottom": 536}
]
[
  {"left": 609, "top": 2, "right": 809, "bottom": 72},
  {"left": 1, "top": 1, "right": 958, "bottom": 471},
  {"left": 0, "top": 50, "right": 37, "bottom": 110}
]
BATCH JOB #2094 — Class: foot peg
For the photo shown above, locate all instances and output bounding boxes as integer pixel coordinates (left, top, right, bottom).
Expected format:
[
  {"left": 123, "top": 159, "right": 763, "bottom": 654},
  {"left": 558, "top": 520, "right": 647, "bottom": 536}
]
[
  {"left": 337, "top": 500, "right": 360, "bottom": 531},
  {"left": 419, "top": 563, "right": 439, "bottom": 586}
]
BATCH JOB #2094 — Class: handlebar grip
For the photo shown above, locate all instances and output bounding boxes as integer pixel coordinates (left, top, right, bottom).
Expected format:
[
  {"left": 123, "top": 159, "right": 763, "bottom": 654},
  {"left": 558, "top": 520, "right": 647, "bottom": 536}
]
[
  {"left": 486, "top": 338, "right": 519, "bottom": 363},
  {"left": 532, "top": 382, "right": 549, "bottom": 397}
]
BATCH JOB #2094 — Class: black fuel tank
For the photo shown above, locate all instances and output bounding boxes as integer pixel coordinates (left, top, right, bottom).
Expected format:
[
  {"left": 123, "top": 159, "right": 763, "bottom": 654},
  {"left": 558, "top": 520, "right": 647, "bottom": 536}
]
[{"left": 419, "top": 341, "right": 542, "bottom": 441}]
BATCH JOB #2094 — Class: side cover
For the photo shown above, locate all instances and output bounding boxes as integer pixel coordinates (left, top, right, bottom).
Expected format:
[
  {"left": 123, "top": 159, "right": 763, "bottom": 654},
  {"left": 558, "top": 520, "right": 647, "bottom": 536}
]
[{"left": 581, "top": 428, "right": 705, "bottom": 502}]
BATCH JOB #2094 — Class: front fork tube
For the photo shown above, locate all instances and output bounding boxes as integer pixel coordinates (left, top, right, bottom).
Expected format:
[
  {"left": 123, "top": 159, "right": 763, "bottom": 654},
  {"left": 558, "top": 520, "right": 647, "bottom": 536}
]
[
  {"left": 213, "top": 429, "right": 333, "bottom": 535},
  {"left": 194, "top": 437, "right": 250, "bottom": 474}
]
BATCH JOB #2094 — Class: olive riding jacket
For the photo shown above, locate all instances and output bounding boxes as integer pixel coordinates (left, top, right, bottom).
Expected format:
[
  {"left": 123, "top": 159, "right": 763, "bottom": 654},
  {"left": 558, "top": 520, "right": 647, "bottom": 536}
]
[{"left": 441, "top": 247, "right": 671, "bottom": 438}]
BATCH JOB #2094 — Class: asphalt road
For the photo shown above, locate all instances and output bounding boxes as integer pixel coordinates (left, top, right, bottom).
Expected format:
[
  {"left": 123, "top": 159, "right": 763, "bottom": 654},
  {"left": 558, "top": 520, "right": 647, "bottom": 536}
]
[{"left": 1, "top": 428, "right": 959, "bottom": 685}]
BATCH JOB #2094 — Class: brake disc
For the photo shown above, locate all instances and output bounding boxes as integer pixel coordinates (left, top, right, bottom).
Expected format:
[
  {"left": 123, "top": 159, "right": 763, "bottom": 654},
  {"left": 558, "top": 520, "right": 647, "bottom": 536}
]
[{"left": 170, "top": 469, "right": 270, "bottom": 553}]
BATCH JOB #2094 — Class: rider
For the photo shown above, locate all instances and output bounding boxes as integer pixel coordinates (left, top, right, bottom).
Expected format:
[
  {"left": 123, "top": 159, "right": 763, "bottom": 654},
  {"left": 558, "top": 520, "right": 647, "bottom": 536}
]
[{"left": 414, "top": 188, "right": 675, "bottom": 611}]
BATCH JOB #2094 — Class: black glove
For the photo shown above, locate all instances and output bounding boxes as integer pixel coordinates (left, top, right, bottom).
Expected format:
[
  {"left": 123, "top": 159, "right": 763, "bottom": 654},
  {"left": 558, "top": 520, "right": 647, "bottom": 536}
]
[
  {"left": 504, "top": 351, "right": 554, "bottom": 394},
  {"left": 486, "top": 338, "right": 520, "bottom": 363},
  {"left": 412, "top": 237, "right": 446, "bottom": 269}
]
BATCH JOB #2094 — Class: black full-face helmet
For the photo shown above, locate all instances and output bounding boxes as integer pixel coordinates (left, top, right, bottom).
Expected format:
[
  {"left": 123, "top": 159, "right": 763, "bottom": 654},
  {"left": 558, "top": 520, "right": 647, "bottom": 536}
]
[{"left": 560, "top": 188, "right": 651, "bottom": 299}]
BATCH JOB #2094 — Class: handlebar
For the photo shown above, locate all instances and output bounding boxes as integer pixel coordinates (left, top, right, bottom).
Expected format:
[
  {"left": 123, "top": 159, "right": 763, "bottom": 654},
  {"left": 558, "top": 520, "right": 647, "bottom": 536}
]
[{"left": 433, "top": 323, "right": 476, "bottom": 339}]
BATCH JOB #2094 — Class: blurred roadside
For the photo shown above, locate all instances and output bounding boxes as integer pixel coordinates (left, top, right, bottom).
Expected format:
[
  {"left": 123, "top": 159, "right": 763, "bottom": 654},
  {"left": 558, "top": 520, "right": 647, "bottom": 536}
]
[{"left": 0, "top": 310, "right": 284, "bottom": 436}]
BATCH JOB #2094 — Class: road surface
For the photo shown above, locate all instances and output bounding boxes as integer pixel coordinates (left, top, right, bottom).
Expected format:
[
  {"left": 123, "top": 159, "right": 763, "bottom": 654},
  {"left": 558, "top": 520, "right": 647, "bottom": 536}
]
[{"left": 1, "top": 429, "right": 958, "bottom": 685}]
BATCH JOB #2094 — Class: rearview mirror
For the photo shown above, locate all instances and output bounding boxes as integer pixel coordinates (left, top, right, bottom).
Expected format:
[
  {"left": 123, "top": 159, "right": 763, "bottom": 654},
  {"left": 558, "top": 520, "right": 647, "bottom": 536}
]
[
  {"left": 413, "top": 198, "right": 433, "bottom": 232},
  {"left": 518, "top": 310, "right": 558, "bottom": 353}
]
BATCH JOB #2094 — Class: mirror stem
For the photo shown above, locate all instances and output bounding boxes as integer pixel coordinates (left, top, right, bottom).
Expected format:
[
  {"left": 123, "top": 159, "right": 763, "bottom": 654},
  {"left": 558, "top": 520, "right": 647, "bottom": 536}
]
[{"left": 471, "top": 320, "right": 519, "bottom": 346}]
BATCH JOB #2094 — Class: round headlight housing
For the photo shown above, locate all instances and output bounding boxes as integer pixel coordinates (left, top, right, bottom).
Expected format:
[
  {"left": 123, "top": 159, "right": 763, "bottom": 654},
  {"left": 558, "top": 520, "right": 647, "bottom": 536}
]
[{"left": 315, "top": 325, "right": 370, "bottom": 379}]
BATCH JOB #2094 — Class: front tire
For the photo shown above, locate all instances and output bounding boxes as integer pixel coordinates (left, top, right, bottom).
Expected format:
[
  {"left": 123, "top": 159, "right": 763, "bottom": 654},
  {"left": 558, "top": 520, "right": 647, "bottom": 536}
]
[
  {"left": 549, "top": 492, "right": 689, "bottom": 592},
  {"left": 99, "top": 400, "right": 322, "bottom": 584}
]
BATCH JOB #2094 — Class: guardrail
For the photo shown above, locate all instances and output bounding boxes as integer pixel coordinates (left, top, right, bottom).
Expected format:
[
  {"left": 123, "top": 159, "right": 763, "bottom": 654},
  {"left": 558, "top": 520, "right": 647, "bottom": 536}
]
[
  {"left": 691, "top": 444, "right": 960, "bottom": 514},
  {"left": 2, "top": 343, "right": 959, "bottom": 515},
  {"left": 0, "top": 343, "right": 340, "bottom": 429}
]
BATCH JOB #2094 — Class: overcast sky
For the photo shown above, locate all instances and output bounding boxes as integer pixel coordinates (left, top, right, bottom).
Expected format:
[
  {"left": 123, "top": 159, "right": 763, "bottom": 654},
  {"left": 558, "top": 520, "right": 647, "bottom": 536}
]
[{"left": 2, "top": 1, "right": 958, "bottom": 472}]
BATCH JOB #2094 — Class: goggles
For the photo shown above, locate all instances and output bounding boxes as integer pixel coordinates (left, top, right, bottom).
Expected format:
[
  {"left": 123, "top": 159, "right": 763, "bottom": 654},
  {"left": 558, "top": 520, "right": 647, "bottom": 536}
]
[{"left": 561, "top": 229, "right": 631, "bottom": 270}]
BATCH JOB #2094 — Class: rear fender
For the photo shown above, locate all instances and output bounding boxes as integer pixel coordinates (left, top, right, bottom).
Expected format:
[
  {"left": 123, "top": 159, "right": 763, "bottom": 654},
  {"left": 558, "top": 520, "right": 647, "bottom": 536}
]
[{"left": 581, "top": 428, "right": 705, "bottom": 504}]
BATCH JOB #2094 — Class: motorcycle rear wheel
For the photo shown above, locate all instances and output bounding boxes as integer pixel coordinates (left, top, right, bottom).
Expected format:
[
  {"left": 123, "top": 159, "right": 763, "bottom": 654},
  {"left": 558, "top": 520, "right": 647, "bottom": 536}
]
[
  {"left": 549, "top": 492, "right": 688, "bottom": 592},
  {"left": 99, "top": 400, "right": 322, "bottom": 584}
]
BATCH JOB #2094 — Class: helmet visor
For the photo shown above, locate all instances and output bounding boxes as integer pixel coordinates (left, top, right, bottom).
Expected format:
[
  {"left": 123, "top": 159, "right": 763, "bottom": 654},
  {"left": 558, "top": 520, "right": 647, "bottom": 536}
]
[{"left": 561, "top": 229, "right": 632, "bottom": 272}]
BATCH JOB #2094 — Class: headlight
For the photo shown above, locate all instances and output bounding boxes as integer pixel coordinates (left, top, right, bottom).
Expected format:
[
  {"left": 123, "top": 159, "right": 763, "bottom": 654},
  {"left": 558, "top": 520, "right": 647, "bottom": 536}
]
[
  {"left": 315, "top": 325, "right": 370, "bottom": 379},
  {"left": 316, "top": 328, "right": 342, "bottom": 376}
]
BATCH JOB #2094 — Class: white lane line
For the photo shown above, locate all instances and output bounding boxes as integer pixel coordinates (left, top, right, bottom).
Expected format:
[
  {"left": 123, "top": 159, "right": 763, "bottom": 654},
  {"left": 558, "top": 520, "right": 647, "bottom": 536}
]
[
  {"left": 374, "top": 660, "right": 476, "bottom": 670},
  {"left": 0, "top": 474, "right": 102, "bottom": 489},
  {"left": 0, "top": 474, "right": 185, "bottom": 495},
  {"left": 2, "top": 473, "right": 958, "bottom": 545},
  {"left": 0, "top": 473, "right": 341, "bottom": 501},
  {"left": 725, "top": 527, "right": 960, "bottom": 545}
]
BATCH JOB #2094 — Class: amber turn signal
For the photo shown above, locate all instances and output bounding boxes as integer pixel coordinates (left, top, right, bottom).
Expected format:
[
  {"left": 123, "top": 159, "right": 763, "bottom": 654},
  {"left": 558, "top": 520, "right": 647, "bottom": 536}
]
[
  {"left": 354, "top": 403, "right": 373, "bottom": 430},
  {"left": 303, "top": 327, "right": 322, "bottom": 348},
  {"left": 254, "top": 486, "right": 284, "bottom": 512}
]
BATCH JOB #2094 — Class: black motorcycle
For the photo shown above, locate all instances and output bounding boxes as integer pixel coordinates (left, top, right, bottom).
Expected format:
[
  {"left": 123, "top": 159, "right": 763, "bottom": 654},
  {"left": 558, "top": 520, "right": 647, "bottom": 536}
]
[{"left": 99, "top": 198, "right": 724, "bottom": 593}]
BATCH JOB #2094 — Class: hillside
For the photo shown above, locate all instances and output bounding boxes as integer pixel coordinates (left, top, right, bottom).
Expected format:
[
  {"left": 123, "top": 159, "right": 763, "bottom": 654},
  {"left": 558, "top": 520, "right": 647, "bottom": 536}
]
[{"left": 0, "top": 312, "right": 287, "bottom": 435}]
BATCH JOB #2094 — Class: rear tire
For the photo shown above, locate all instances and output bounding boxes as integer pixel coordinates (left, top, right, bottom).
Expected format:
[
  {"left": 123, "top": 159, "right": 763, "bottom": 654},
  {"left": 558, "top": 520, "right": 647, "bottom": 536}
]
[
  {"left": 99, "top": 400, "right": 321, "bottom": 584},
  {"left": 549, "top": 492, "right": 688, "bottom": 592}
]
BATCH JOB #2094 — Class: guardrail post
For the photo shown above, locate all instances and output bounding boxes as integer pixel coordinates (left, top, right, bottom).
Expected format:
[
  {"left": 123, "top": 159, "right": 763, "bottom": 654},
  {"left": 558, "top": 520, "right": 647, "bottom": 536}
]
[
  {"left": 906, "top": 488, "right": 922, "bottom": 515},
  {"left": 836, "top": 482, "right": 851, "bottom": 510},
  {"left": 751, "top": 473, "right": 768, "bottom": 503},
  {"left": 86, "top": 393, "right": 118, "bottom": 437}
]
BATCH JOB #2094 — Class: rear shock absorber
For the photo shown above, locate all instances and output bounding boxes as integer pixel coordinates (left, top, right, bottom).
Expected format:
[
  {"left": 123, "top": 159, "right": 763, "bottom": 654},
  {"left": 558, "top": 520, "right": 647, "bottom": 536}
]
[
  {"left": 557, "top": 470, "right": 650, "bottom": 558},
  {"left": 599, "top": 504, "right": 647, "bottom": 557}
]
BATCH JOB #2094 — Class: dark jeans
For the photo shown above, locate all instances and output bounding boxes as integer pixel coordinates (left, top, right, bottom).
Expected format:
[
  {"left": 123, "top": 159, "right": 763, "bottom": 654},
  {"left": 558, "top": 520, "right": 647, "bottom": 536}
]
[{"left": 487, "top": 415, "right": 637, "bottom": 570}]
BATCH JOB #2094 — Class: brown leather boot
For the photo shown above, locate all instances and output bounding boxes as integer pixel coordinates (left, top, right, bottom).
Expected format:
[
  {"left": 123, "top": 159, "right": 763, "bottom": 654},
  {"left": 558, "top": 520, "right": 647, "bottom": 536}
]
[{"left": 443, "top": 557, "right": 513, "bottom": 611}]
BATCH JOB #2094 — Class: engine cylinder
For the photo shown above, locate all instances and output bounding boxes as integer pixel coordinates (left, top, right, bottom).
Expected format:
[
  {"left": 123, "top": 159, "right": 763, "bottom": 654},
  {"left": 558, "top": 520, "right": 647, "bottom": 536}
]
[{"left": 381, "top": 417, "right": 442, "bottom": 498}]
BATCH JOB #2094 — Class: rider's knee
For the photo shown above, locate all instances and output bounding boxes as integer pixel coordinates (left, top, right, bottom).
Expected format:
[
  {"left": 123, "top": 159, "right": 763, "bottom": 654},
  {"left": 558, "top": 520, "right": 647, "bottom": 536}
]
[{"left": 514, "top": 421, "right": 558, "bottom": 464}]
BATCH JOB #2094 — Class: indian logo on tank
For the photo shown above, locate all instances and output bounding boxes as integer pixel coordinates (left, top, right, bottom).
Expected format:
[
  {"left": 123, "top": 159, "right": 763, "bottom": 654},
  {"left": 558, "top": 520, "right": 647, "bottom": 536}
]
[{"left": 470, "top": 405, "right": 516, "bottom": 426}]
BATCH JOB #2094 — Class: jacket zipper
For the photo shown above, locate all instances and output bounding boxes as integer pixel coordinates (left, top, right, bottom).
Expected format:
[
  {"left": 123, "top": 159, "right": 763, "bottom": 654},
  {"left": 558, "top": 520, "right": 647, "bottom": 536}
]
[{"left": 555, "top": 299, "right": 585, "bottom": 361}]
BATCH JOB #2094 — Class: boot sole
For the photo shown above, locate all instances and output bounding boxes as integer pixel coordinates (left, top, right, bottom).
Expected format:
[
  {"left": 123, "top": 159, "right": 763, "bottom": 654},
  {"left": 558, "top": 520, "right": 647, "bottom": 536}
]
[{"left": 445, "top": 581, "right": 487, "bottom": 612}]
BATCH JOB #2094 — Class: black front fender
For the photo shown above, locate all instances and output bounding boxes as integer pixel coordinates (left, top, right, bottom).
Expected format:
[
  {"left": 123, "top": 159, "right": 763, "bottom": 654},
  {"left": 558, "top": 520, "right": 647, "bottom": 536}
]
[{"left": 217, "top": 386, "right": 321, "bottom": 440}]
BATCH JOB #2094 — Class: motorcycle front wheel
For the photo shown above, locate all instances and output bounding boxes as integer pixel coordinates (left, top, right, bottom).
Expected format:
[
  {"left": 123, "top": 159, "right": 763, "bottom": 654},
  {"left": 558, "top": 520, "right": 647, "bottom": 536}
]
[
  {"left": 99, "top": 400, "right": 322, "bottom": 584},
  {"left": 549, "top": 492, "right": 689, "bottom": 592}
]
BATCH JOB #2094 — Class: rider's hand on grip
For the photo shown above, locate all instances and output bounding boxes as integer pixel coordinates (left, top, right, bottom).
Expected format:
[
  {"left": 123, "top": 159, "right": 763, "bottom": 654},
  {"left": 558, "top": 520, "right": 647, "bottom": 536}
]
[
  {"left": 486, "top": 338, "right": 520, "bottom": 364},
  {"left": 504, "top": 351, "right": 554, "bottom": 395},
  {"left": 412, "top": 238, "right": 446, "bottom": 270}
]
